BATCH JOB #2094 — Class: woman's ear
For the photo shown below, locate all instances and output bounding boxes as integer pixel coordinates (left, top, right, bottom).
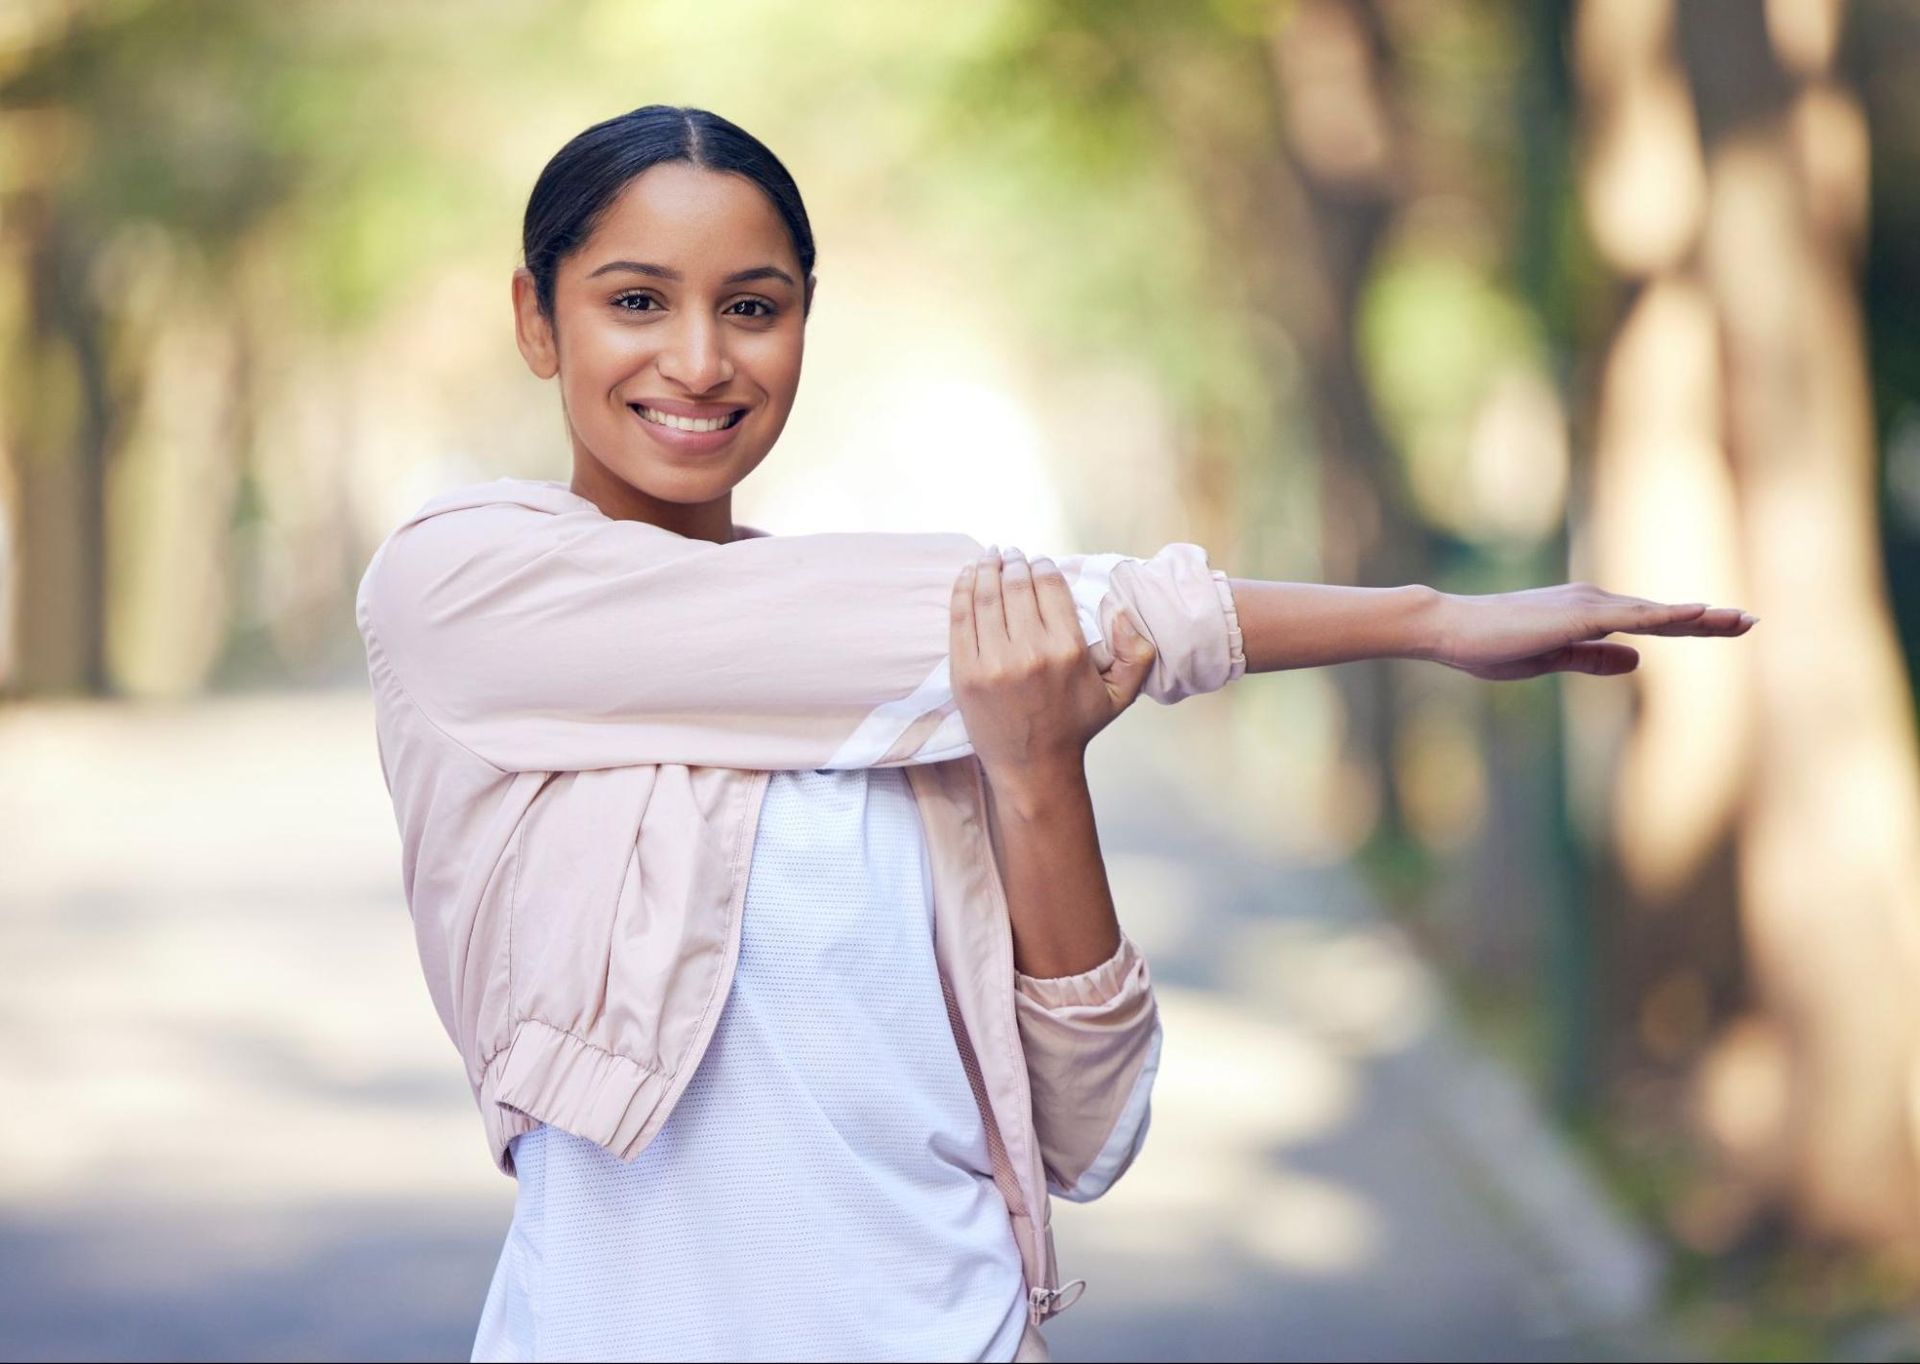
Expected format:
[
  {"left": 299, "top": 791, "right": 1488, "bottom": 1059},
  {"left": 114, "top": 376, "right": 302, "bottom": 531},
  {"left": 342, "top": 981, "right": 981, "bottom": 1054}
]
[
  {"left": 802, "top": 272, "right": 817, "bottom": 322},
  {"left": 511, "top": 267, "right": 560, "bottom": 379}
]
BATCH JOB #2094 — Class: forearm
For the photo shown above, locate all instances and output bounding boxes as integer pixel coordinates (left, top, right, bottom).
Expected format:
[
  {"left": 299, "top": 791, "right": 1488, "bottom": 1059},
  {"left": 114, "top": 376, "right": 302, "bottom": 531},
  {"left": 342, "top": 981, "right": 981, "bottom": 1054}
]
[
  {"left": 980, "top": 759, "right": 1122, "bottom": 980},
  {"left": 1226, "top": 579, "right": 1442, "bottom": 673}
]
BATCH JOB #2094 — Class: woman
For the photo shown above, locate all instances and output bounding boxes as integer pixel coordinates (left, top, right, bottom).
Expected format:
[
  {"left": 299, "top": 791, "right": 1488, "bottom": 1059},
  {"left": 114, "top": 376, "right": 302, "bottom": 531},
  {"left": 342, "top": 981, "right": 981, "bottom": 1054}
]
[{"left": 354, "top": 105, "right": 1752, "bottom": 1364}]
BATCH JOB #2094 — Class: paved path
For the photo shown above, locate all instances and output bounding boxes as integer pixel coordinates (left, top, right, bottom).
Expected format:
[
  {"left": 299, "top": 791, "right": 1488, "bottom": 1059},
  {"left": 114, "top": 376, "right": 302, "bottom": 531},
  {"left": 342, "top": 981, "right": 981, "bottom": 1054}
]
[{"left": 0, "top": 691, "right": 1670, "bottom": 1361}]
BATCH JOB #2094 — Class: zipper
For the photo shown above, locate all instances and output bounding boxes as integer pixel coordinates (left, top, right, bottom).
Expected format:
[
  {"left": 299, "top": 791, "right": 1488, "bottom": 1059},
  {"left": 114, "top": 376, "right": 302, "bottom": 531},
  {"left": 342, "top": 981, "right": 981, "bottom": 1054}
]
[
  {"left": 1029, "top": 1279, "right": 1087, "bottom": 1324},
  {"left": 972, "top": 759, "right": 1066, "bottom": 1319}
]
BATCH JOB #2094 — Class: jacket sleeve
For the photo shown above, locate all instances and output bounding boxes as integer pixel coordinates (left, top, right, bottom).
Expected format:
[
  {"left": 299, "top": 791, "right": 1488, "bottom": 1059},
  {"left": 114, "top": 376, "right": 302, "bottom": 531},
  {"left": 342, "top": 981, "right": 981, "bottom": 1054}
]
[
  {"left": 1013, "top": 933, "right": 1163, "bottom": 1202},
  {"left": 356, "top": 501, "right": 1246, "bottom": 774}
]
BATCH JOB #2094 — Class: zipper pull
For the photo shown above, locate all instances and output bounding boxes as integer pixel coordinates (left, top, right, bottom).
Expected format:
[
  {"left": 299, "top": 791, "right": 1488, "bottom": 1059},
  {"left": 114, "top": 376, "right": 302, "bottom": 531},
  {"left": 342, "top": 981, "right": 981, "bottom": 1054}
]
[{"left": 1028, "top": 1278, "right": 1088, "bottom": 1323}]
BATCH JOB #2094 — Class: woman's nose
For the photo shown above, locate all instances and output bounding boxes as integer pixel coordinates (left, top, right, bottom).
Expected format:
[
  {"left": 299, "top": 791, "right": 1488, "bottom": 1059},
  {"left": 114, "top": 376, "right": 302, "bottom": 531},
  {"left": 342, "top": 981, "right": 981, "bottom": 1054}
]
[{"left": 656, "top": 314, "right": 734, "bottom": 391}]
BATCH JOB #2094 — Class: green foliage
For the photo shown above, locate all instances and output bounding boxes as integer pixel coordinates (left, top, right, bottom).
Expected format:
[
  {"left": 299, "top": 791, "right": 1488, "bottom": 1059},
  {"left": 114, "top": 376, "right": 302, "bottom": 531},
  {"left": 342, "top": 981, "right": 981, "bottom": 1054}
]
[
  {"left": 923, "top": 0, "right": 1287, "bottom": 435},
  {"left": 1359, "top": 248, "right": 1549, "bottom": 528}
]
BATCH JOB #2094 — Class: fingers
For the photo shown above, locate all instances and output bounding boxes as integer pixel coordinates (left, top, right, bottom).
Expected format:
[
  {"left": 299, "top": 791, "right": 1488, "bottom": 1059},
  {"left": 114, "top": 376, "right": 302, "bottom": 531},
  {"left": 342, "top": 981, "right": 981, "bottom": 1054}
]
[
  {"left": 951, "top": 559, "right": 979, "bottom": 665},
  {"left": 1103, "top": 611, "right": 1156, "bottom": 709},
  {"left": 998, "top": 546, "right": 1043, "bottom": 642},
  {"left": 1592, "top": 604, "right": 1757, "bottom": 639},
  {"left": 1564, "top": 640, "right": 1640, "bottom": 675},
  {"left": 1028, "top": 555, "right": 1084, "bottom": 648},
  {"left": 1472, "top": 639, "right": 1640, "bottom": 681},
  {"left": 973, "top": 544, "right": 1009, "bottom": 648}
]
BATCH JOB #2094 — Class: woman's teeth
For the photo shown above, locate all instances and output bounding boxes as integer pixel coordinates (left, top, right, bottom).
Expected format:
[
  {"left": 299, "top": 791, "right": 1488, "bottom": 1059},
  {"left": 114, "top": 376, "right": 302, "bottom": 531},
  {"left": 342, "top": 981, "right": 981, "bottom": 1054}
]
[{"left": 635, "top": 405, "right": 741, "bottom": 433}]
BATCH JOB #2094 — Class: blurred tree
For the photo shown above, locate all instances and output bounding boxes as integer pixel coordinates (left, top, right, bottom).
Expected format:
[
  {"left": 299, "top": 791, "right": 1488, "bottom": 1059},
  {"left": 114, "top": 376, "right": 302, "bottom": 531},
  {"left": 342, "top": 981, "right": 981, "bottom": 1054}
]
[
  {"left": 936, "top": 0, "right": 1452, "bottom": 888},
  {"left": 0, "top": 0, "right": 294, "bottom": 694},
  {"left": 0, "top": 0, "right": 536, "bottom": 696},
  {"left": 1577, "top": 0, "right": 1920, "bottom": 1255}
]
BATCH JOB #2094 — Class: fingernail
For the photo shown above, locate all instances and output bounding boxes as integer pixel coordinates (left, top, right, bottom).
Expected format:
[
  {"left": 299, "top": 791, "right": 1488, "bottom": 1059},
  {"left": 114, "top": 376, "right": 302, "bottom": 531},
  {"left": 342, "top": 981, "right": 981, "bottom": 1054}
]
[{"left": 1001, "top": 545, "right": 1022, "bottom": 560}]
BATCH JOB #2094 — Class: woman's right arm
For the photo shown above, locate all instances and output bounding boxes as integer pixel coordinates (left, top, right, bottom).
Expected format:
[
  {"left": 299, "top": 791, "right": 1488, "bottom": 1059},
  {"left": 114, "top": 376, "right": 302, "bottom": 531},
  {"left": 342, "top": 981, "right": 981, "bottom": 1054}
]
[{"left": 356, "top": 501, "right": 1245, "bottom": 774}]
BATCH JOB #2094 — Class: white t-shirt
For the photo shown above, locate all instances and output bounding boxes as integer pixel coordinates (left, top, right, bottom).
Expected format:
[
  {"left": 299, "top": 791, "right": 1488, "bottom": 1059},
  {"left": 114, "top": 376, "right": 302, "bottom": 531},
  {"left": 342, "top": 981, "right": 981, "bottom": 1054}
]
[{"left": 470, "top": 765, "right": 1030, "bottom": 1363}]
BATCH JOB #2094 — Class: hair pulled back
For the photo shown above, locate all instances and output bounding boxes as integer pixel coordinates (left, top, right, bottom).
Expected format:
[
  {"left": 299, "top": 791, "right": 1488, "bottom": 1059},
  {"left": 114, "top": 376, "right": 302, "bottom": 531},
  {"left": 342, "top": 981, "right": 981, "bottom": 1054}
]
[{"left": 521, "top": 104, "right": 815, "bottom": 323}]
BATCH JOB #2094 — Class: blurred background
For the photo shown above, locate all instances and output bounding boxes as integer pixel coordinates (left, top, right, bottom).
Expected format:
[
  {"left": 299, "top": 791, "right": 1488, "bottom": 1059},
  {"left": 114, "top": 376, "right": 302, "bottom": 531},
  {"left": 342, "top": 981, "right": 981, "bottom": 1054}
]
[{"left": 4, "top": 0, "right": 1919, "bottom": 1359}]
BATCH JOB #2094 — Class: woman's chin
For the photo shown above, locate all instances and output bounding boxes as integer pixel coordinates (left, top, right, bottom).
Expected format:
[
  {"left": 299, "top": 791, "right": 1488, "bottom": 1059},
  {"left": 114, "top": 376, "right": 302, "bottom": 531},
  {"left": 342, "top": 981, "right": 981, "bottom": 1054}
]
[{"left": 592, "top": 451, "right": 750, "bottom": 506}]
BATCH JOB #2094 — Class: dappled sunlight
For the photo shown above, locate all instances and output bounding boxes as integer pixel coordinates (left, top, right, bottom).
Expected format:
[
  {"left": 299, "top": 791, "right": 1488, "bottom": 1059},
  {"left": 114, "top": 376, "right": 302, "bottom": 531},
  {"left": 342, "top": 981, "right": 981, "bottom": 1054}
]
[
  {"left": 0, "top": 695, "right": 501, "bottom": 1211},
  {"left": 1220, "top": 920, "right": 1439, "bottom": 1060},
  {"left": 1234, "top": 1170, "right": 1384, "bottom": 1278},
  {"left": 1585, "top": 279, "right": 1751, "bottom": 901},
  {"left": 1049, "top": 983, "right": 1379, "bottom": 1285},
  {"left": 1574, "top": 0, "right": 1705, "bottom": 277}
]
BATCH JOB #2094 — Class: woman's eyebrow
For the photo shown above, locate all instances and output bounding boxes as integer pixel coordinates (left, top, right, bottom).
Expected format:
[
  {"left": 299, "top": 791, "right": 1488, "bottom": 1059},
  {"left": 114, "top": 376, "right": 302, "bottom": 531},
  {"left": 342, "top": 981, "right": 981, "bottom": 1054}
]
[{"left": 585, "top": 260, "right": 795, "bottom": 288}]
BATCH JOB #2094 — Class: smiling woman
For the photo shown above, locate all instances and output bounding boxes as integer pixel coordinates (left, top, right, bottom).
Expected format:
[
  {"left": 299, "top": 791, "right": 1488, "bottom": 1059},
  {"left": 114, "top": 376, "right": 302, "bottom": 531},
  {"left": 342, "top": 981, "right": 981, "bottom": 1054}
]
[
  {"left": 509, "top": 114, "right": 816, "bottom": 542},
  {"left": 358, "top": 101, "right": 1753, "bottom": 1364},
  {"left": 419, "top": 104, "right": 1159, "bottom": 1364}
]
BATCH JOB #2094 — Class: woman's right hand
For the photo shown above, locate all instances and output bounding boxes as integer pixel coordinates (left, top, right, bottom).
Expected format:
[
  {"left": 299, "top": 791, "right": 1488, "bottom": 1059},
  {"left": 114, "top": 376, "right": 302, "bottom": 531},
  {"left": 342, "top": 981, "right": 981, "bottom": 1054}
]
[{"left": 949, "top": 546, "right": 1159, "bottom": 782}]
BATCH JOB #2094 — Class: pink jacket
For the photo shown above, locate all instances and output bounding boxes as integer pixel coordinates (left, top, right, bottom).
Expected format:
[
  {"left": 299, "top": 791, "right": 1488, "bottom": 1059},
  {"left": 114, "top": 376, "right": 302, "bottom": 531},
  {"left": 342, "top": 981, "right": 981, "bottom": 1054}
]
[{"left": 354, "top": 478, "right": 1247, "bottom": 1329}]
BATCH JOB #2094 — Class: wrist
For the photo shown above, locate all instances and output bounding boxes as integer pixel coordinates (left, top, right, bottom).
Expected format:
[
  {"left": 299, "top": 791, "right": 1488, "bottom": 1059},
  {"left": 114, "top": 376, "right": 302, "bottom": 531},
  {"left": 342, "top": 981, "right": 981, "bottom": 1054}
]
[
  {"left": 982, "top": 756, "right": 1089, "bottom": 820},
  {"left": 1407, "top": 585, "right": 1452, "bottom": 663}
]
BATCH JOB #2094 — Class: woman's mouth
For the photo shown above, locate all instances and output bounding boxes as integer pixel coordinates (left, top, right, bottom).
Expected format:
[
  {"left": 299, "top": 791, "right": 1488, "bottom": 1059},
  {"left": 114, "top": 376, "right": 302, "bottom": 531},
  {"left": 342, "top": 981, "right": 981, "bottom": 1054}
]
[
  {"left": 631, "top": 404, "right": 746, "bottom": 433},
  {"left": 627, "top": 403, "right": 749, "bottom": 455}
]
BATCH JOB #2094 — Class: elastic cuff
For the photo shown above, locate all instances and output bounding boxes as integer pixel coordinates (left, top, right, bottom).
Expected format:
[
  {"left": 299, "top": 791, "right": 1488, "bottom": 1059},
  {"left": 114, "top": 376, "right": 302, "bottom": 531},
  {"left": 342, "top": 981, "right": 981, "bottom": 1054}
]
[
  {"left": 1209, "top": 568, "right": 1247, "bottom": 682},
  {"left": 1015, "top": 933, "right": 1144, "bottom": 1009}
]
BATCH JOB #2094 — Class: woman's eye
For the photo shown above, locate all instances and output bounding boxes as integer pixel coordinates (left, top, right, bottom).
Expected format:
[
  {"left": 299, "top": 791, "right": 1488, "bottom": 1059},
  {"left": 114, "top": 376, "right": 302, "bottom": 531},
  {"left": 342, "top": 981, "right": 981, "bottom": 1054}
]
[{"left": 610, "top": 293, "right": 774, "bottom": 318}]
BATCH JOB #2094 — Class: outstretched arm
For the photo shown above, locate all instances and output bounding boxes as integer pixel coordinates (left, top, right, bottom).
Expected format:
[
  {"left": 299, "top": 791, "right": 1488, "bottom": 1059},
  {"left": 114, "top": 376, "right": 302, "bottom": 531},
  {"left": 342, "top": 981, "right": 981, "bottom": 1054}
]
[{"left": 1226, "top": 578, "right": 1753, "bottom": 677}]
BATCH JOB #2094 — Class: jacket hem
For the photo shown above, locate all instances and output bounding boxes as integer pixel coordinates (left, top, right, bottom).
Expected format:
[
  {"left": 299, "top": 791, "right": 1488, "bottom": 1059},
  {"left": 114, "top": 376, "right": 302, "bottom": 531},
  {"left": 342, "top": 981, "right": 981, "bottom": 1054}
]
[{"left": 483, "top": 1016, "right": 675, "bottom": 1176}]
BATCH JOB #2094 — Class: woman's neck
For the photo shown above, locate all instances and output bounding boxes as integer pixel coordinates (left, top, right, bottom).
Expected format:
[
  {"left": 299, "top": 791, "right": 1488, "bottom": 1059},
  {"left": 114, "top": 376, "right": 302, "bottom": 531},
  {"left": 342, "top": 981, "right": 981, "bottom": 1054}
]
[{"left": 569, "top": 456, "right": 736, "bottom": 544}]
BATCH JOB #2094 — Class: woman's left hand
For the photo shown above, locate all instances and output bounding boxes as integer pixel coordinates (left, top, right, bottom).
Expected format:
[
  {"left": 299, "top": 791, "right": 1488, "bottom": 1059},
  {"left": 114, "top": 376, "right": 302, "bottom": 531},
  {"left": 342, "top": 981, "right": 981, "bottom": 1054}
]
[
  {"left": 1425, "top": 583, "right": 1756, "bottom": 680},
  {"left": 950, "top": 545, "right": 1158, "bottom": 782}
]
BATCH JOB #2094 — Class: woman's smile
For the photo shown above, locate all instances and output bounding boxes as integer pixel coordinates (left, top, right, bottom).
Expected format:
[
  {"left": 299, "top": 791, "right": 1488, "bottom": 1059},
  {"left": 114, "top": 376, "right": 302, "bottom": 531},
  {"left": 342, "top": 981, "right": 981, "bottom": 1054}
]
[{"left": 628, "top": 399, "right": 750, "bottom": 454}]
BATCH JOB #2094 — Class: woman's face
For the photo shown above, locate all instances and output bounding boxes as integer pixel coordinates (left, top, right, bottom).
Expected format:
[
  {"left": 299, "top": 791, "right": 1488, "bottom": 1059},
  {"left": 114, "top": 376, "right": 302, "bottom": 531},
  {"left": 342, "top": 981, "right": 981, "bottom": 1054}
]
[{"left": 512, "top": 161, "right": 813, "bottom": 524}]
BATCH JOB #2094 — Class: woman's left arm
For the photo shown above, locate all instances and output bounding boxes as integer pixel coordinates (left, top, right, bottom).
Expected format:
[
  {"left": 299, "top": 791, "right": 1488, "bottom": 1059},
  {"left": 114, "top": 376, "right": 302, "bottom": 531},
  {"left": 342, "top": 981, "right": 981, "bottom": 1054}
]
[
  {"left": 1227, "top": 577, "right": 1754, "bottom": 678},
  {"left": 952, "top": 546, "right": 1165, "bottom": 1200},
  {"left": 987, "top": 752, "right": 1165, "bottom": 1204},
  {"left": 983, "top": 761, "right": 1122, "bottom": 979}
]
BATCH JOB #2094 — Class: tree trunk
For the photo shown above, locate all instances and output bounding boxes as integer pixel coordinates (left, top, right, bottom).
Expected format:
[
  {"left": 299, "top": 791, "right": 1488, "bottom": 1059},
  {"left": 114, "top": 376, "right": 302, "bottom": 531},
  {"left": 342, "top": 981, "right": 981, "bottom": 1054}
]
[{"left": 1577, "top": 0, "right": 1920, "bottom": 1252}]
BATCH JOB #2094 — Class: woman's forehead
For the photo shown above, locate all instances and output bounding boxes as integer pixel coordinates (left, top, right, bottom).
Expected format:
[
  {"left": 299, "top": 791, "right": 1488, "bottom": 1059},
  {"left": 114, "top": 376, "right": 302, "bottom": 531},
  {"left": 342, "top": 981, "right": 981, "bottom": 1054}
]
[{"left": 577, "top": 165, "right": 795, "bottom": 271}]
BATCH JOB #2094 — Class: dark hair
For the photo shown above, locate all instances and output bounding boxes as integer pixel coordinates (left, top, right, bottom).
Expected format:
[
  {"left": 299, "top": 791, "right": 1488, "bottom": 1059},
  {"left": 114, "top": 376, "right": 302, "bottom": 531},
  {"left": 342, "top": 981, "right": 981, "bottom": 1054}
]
[{"left": 521, "top": 104, "right": 816, "bottom": 323}]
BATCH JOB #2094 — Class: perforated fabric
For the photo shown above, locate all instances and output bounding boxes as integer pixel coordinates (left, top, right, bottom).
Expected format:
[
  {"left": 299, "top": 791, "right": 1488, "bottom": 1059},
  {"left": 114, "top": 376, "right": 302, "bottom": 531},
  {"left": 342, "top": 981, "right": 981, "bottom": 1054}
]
[{"left": 471, "top": 765, "right": 1029, "bottom": 1362}]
